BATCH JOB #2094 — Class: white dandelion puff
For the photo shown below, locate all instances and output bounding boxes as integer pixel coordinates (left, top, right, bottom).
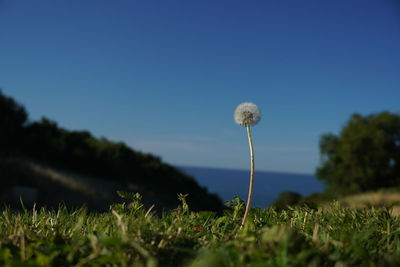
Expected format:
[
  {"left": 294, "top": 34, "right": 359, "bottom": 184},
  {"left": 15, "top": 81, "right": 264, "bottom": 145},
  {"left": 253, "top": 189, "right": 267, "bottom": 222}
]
[
  {"left": 233, "top": 102, "right": 261, "bottom": 227},
  {"left": 234, "top": 102, "right": 261, "bottom": 126}
]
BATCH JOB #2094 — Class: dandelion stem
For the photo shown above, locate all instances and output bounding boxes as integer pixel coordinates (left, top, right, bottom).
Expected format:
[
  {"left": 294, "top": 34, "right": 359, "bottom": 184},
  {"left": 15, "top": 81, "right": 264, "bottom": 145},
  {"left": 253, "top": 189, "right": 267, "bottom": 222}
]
[{"left": 241, "top": 125, "right": 254, "bottom": 227}]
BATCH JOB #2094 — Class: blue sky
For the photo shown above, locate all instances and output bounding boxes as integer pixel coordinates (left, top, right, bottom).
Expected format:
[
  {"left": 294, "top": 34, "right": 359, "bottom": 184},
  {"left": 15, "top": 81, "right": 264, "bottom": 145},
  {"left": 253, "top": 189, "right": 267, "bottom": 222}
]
[{"left": 1, "top": 0, "right": 399, "bottom": 174}]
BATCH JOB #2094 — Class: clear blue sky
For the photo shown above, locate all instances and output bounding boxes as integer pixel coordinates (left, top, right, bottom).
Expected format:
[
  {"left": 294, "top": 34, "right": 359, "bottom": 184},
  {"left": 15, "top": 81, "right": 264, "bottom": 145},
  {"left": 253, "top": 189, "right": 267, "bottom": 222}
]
[{"left": 1, "top": 0, "right": 399, "bottom": 174}]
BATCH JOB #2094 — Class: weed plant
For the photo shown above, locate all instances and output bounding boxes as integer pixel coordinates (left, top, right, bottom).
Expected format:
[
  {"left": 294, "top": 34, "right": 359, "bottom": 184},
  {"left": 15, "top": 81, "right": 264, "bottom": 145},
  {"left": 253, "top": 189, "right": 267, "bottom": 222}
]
[{"left": 1, "top": 194, "right": 400, "bottom": 266}]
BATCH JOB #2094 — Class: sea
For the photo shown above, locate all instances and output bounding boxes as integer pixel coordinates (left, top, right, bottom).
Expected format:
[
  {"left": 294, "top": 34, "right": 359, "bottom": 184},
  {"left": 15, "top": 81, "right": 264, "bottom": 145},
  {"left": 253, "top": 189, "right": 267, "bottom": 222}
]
[{"left": 179, "top": 166, "right": 324, "bottom": 208}]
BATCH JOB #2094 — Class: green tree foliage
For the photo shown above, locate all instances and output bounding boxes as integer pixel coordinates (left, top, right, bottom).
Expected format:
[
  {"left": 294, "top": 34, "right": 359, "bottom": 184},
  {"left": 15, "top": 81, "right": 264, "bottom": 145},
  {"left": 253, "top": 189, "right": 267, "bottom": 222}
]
[
  {"left": 0, "top": 89, "right": 27, "bottom": 154},
  {"left": 317, "top": 112, "right": 400, "bottom": 194},
  {"left": 272, "top": 191, "right": 302, "bottom": 210}
]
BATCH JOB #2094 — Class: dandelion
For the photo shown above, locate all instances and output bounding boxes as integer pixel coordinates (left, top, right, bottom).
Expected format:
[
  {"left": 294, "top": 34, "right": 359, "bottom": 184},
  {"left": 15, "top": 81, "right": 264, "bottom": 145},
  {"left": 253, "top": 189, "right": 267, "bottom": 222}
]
[
  {"left": 234, "top": 102, "right": 261, "bottom": 227},
  {"left": 234, "top": 102, "right": 261, "bottom": 127}
]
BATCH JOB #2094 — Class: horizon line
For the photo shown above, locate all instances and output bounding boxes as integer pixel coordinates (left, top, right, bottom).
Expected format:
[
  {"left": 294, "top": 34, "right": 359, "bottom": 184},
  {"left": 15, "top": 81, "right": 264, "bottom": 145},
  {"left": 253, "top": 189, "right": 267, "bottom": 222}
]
[{"left": 175, "top": 164, "right": 315, "bottom": 176}]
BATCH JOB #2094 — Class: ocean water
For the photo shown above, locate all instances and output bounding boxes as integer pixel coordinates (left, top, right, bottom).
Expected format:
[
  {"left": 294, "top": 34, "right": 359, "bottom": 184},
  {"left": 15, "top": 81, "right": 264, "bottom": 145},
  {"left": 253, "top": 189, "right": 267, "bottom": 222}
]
[{"left": 179, "top": 166, "right": 324, "bottom": 207}]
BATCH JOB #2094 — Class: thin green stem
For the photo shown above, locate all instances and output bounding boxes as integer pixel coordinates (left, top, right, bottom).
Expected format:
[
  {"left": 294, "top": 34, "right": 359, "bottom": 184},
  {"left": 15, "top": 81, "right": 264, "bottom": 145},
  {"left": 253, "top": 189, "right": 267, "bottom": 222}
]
[{"left": 241, "top": 125, "right": 254, "bottom": 227}]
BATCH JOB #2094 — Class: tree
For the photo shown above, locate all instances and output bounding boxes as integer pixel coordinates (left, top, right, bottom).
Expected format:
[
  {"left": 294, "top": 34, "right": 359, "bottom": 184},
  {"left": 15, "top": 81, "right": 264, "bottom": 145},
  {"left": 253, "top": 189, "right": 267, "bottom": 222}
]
[
  {"left": 0, "top": 89, "right": 28, "bottom": 154},
  {"left": 272, "top": 191, "right": 302, "bottom": 210},
  {"left": 316, "top": 112, "right": 400, "bottom": 194}
]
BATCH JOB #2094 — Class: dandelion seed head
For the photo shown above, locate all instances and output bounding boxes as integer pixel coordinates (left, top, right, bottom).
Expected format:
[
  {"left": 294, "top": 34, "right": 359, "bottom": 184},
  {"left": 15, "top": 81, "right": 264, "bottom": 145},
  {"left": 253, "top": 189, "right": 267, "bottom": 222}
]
[{"left": 234, "top": 102, "right": 261, "bottom": 126}]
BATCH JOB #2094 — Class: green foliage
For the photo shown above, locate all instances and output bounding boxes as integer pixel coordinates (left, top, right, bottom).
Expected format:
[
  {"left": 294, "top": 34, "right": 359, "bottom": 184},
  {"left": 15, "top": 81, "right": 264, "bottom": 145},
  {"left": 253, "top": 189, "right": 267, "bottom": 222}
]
[
  {"left": 272, "top": 191, "right": 302, "bottom": 210},
  {"left": 1, "top": 198, "right": 400, "bottom": 266},
  {"left": 317, "top": 112, "right": 400, "bottom": 194}
]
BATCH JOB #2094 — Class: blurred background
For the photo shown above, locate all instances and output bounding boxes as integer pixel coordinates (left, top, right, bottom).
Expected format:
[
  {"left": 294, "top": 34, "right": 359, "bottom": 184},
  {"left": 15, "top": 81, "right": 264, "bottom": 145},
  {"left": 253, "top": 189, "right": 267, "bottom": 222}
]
[{"left": 0, "top": 0, "right": 399, "bottom": 211}]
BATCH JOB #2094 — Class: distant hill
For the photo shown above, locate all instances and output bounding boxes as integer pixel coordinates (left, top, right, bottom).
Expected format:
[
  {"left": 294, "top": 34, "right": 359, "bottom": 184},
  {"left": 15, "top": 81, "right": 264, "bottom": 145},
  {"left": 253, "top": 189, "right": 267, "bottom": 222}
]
[
  {"left": 0, "top": 90, "right": 223, "bottom": 212},
  {"left": 273, "top": 186, "right": 400, "bottom": 216},
  {"left": 335, "top": 188, "right": 400, "bottom": 214}
]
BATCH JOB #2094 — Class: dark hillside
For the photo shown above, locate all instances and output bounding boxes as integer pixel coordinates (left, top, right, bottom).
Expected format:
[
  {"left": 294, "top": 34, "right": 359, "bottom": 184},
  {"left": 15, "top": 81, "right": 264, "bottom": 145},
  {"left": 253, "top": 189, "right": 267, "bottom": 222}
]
[{"left": 0, "top": 90, "right": 223, "bottom": 212}]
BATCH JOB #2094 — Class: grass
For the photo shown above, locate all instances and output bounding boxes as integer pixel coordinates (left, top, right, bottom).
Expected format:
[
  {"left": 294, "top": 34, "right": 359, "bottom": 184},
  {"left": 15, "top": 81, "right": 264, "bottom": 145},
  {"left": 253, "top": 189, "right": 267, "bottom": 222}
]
[{"left": 1, "top": 194, "right": 400, "bottom": 266}]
